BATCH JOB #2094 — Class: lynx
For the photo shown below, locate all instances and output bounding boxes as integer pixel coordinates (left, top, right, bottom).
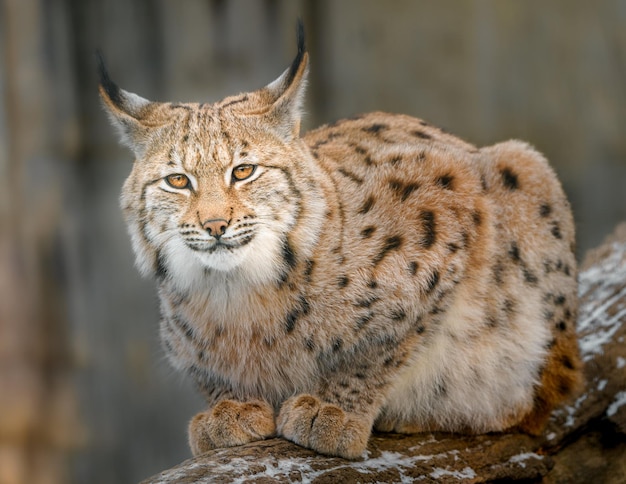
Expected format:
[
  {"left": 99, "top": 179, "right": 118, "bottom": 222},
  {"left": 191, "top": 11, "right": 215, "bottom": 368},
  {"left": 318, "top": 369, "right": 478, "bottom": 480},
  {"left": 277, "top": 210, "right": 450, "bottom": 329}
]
[{"left": 98, "top": 23, "right": 582, "bottom": 459}]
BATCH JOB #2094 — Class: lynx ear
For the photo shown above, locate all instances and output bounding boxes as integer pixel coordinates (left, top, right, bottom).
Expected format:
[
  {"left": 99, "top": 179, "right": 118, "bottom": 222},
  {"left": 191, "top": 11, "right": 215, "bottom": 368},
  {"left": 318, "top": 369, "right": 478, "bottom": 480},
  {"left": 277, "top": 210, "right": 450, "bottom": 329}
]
[
  {"left": 96, "top": 51, "right": 160, "bottom": 157},
  {"left": 251, "top": 20, "right": 309, "bottom": 140}
]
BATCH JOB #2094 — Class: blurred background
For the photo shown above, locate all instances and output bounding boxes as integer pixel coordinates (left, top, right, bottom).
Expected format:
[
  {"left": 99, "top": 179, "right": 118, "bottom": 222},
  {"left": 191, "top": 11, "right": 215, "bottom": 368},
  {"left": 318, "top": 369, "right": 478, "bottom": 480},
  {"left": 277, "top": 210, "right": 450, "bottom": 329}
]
[{"left": 1, "top": 1, "right": 625, "bottom": 483}]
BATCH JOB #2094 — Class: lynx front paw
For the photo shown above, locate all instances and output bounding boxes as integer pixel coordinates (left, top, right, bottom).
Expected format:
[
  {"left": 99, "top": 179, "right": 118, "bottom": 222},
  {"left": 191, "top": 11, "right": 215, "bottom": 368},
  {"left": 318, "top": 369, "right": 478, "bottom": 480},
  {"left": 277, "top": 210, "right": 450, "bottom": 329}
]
[
  {"left": 277, "top": 394, "right": 371, "bottom": 459},
  {"left": 188, "top": 400, "right": 276, "bottom": 456}
]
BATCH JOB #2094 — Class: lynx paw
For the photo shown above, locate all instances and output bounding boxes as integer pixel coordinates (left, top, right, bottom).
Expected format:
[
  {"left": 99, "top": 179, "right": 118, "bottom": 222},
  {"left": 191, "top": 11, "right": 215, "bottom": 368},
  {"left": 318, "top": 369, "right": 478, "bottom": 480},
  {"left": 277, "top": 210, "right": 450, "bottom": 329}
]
[
  {"left": 188, "top": 400, "right": 276, "bottom": 456},
  {"left": 277, "top": 394, "right": 371, "bottom": 459}
]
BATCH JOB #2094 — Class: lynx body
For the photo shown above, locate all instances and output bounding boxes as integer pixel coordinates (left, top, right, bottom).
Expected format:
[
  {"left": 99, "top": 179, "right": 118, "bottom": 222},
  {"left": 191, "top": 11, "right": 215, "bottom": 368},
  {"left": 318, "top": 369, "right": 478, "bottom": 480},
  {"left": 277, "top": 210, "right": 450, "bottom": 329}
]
[{"left": 99, "top": 26, "right": 581, "bottom": 459}]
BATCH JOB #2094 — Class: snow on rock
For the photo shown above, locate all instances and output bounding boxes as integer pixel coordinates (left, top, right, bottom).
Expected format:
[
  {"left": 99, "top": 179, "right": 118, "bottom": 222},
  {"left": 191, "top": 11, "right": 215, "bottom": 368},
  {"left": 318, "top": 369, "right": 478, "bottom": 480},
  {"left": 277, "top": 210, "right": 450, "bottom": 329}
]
[
  {"left": 508, "top": 452, "right": 544, "bottom": 469},
  {"left": 607, "top": 392, "right": 626, "bottom": 418},
  {"left": 577, "top": 240, "right": 626, "bottom": 362}
]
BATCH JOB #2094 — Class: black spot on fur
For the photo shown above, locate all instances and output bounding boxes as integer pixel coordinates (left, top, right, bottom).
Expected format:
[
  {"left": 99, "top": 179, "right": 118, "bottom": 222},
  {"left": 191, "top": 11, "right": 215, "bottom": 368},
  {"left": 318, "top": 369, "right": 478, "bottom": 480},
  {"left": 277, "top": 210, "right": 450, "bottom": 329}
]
[
  {"left": 447, "top": 243, "right": 460, "bottom": 253},
  {"left": 354, "top": 296, "right": 380, "bottom": 308},
  {"left": 412, "top": 130, "right": 432, "bottom": 140},
  {"left": 389, "top": 179, "right": 403, "bottom": 195},
  {"left": 409, "top": 261, "right": 418, "bottom": 275},
  {"left": 332, "top": 337, "right": 343, "bottom": 352},
  {"left": 282, "top": 238, "right": 297, "bottom": 270},
  {"left": 163, "top": 338, "right": 174, "bottom": 354},
  {"left": 171, "top": 314, "right": 195, "bottom": 342},
  {"left": 436, "top": 174, "right": 454, "bottom": 190},
  {"left": 304, "top": 259, "right": 315, "bottom": 281},
  {"left": 373, "top": 235, "right": 403, "bottom": 265},
  {"left": 551, "top": 222, "right": 562, "bottom": 239},
  {"left": 401, "top": 183, "right": 419, "bottom": 202},
  {"left": 555, "top": 295, "right": 566, "bottom": 306},
  {"left": 367, "top": 279, "right": 378, "bottom": 289},
  {"left": 353, "top": 145, "right": 367, "bottom": 156},
  {"left": 562, "top": 355, "right": 575, "bottom": 370},
  {"left": 390, "top": 308, "right": 407, "bottom": 321},
  {"left": 501, "top": 167, "right": 519, "bottom": 190},
  {"left": 503, "top": 298, "right": 516, "bottom": 314},
  {"left": 508, "top": 242, "right": 521, "bottom": 262},
  {"left": 557, "top": 320, "right": 567, "bottom": 331},
  {"left": 425, "top": 271, "right": 440, "bottom": 294},
  {"left": 337, "top": 275, "right": 349, "bottom": 288},
  {"left": 363, "top": 123, "right": 388, "bottom": 134},
  {"left": 388, "top": 155, "right": 402, "bottom": 165},
  {"left": 155, "top": 251, "right": 168, "bottom": 280},
  {"left": 355, "top": 312, "right": 374, "bottom": 330},
  {"left": 304, "top": 337, "right": 315, "bottom": 351},
  {"left": 420, "top": 211, "right": 437, "bottom": 248},
  {"left": 435, "top": 381, "right": 447, "bottom": 396},
  {"left": 359, "top": 197, "right": 375, "bottom": 215},
  {"left": 361, "top": 226, "right": 376, "bottom": 238},
  {"left": 338, "top": 168, "right": 364, "bottom": 184},
  {"left": 284, "top": 296, "right": 309, "bottom": 333},
  {"left": 523, "top": 268, "right": 539, "bottom": 285},
  {"left": 540, "top": 203, "right": 552, "bottom": 218},
  {"left": 472, "top": 210, "right": 482, "bottom": 226},
  {"left": 480, "top": 175, "right": 489, "bottom": 192},
  {"left": 312, "top": 139, "right": 330, "bottom": 150},
  {"left": 558, "top": 378, "right": 573, "bottom": 396},
  {"left": 221, "top": 94, "right": 249, "bottom": 109}
]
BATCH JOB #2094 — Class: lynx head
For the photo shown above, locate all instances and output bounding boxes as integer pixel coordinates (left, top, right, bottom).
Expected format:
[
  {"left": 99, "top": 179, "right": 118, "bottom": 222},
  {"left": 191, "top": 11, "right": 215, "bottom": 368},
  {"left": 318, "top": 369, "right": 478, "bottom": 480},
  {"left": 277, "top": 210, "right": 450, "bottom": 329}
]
[{"left": 99, "top": 23, "right": 324, "bottom": 290}]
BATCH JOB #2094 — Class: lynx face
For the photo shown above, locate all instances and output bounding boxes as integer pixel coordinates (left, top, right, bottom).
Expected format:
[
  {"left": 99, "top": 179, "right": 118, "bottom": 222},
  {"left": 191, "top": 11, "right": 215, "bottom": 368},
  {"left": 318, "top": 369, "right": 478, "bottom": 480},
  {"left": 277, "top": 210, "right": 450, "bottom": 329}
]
[{"left": 102, "top": 44, "right": 325, "bottom": 288}]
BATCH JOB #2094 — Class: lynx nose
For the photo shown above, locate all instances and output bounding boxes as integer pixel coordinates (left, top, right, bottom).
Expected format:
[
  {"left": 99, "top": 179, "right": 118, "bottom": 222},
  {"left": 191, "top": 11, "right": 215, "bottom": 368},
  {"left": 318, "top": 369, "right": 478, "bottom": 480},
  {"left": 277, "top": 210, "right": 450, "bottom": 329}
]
[{"left": 202, "top": 218, "right": 229, "bottom": 238}]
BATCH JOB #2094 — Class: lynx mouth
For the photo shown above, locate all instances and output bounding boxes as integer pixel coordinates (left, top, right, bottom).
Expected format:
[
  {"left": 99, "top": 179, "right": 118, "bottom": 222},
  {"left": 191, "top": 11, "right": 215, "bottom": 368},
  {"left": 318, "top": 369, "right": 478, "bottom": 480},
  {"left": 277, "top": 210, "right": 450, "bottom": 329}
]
[{"left": 185, "top": 235, "right": 255, "bottom": 253}]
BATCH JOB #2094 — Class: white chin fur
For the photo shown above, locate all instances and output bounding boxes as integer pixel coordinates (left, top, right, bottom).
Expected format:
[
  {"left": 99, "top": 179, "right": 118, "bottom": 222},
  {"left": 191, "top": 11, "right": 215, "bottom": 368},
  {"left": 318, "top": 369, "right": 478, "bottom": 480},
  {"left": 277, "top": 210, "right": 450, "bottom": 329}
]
[{"left": 160, "top": 229, "right": 284, "bottom": 291}]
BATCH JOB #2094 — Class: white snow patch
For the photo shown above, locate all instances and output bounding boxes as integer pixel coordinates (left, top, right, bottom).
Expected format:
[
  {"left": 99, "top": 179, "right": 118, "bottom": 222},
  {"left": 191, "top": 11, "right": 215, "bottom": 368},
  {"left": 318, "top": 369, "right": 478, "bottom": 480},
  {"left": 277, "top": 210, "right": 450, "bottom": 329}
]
[
  {"left": 430, "top": 466, "right": 477, "bottom": 480},
  {"left": 577, "top": 241, "right": 626, "bottom": 362},
  {"left": 508, "top": 452, "right": 544, "bottom": 469},
  {"left": 617, "top": 356, "right": 626, "bottom": 369},
  {"left": 173, "top": 449, "right": 469, "bottom": 484},
  {"left": 558, "top": 393, "right": 588, "bottom": 427},
  {"left": 597, "top": 379, "right": 608, "bottom": 391},
  {"left": 546, "top": 432, "right": 556, "bottom": 441},
  {"left": 607, "top": 391, "right": 626, "bottom": 417}
]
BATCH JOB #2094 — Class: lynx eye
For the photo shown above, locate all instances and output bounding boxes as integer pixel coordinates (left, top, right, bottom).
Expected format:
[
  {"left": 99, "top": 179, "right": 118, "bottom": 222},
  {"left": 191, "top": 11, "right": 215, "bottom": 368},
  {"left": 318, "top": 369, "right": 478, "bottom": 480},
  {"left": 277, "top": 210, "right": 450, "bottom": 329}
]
[
  {"left": 232, "top": 164, "right": 257, "bottom": 182},
  {"left": 165, "top": 174, "right": 190, "bottom": 189}
]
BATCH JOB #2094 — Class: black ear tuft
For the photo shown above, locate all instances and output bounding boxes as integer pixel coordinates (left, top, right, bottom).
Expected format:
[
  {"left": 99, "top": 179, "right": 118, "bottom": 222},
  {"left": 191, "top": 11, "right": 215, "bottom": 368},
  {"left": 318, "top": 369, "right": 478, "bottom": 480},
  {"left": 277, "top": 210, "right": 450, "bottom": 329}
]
[
  {"left": 96, "top": 49, "right": 123, "bottom": 106},
  {"left": 286, "top": 19, "right": 307, "bottom": 86}
]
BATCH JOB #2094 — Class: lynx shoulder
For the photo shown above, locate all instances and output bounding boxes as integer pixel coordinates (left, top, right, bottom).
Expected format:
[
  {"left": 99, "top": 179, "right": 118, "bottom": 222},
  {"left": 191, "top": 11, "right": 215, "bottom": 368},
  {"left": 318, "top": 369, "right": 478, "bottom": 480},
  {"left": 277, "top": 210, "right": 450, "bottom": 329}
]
[{"left": 98, "top": 23, "right": 582, "bottom": 459}]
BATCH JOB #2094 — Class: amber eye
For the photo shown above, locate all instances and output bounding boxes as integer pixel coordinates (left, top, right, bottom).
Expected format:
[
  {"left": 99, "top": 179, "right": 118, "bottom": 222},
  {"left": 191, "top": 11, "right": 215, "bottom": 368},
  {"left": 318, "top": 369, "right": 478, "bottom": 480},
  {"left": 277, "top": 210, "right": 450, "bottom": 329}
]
[
  {"left": 165, "top": 174, "right": 190, "bottom": 189},
  {"left": 232, "top": 164, "right": 256, "bottom": 182}
]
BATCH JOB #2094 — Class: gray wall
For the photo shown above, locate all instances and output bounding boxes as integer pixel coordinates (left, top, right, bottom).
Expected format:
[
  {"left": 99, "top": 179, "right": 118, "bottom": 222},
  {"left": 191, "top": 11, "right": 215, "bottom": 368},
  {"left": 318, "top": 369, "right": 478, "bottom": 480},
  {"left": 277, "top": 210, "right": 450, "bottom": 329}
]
[{"left": 1, "top": 1, "right": 625, "bottom": 483}]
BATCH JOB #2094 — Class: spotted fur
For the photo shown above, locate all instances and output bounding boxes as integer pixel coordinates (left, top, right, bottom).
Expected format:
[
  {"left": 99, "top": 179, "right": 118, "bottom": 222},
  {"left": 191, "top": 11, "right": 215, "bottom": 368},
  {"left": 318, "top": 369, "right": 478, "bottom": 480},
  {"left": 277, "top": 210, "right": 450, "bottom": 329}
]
[{"left": 99, "top": 25, "right": 582, "bottom": 459}]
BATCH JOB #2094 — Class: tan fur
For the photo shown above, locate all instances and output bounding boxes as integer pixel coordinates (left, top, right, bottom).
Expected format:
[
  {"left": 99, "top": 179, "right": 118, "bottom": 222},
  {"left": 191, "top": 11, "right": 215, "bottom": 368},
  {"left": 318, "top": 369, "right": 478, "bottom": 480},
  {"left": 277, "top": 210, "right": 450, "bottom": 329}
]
[{"left": 99, "top": 30, "right": 582, "bottom": 459}]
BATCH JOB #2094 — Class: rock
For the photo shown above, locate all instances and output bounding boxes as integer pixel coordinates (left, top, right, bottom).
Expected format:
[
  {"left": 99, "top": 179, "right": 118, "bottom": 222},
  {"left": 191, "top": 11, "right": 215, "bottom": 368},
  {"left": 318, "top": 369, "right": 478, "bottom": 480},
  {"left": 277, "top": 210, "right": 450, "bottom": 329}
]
[{"left": 142, "top": 224, "right": 626, "bottom": 483}]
